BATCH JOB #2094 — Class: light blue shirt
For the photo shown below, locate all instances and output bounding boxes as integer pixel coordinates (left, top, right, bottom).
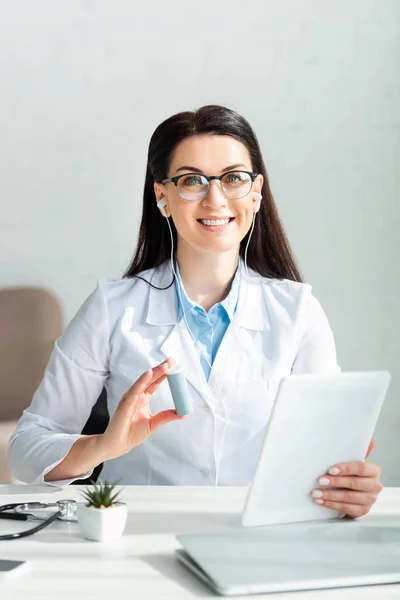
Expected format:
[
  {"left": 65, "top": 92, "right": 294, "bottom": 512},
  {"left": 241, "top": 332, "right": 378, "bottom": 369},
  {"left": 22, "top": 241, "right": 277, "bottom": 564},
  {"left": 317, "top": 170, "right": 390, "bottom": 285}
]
[{"left": 174, "top": 261, "right": 241, "bottom": 381}]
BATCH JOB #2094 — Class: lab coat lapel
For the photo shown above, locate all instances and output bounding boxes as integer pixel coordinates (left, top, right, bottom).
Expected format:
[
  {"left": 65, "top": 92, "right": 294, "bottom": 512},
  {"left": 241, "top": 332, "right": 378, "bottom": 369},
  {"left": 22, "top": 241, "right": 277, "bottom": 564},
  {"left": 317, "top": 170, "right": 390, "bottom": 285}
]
[
  {"left": 209, "top": 323, "right": 254, "bottom": 386},
  {"left": 145, "top": 261, "right": 209, "bottom": 398},
  {"left": 160, "top": 321, "right": 210, "bottom": 398},
  {"left": 209, "top": 268, "right": 270, "bottom": 386}
]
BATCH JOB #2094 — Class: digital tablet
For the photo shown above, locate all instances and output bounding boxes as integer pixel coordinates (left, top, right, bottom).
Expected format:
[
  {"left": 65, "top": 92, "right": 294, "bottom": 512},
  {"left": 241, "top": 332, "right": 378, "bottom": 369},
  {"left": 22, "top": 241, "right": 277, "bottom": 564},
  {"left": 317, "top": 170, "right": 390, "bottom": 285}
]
[{"left": 241, "top": 371, "right": 391, "bottom": 527}]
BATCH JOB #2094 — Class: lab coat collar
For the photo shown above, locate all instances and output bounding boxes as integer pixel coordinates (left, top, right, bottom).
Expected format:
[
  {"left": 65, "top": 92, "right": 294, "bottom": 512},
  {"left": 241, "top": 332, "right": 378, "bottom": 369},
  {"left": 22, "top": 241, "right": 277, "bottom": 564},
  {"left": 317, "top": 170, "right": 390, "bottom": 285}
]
[
  {"left": 145, "top": 261, "right": 178, "bottom": 326},
  {"left": 145, "top": 260, "right": 270, "bottom": 331}
]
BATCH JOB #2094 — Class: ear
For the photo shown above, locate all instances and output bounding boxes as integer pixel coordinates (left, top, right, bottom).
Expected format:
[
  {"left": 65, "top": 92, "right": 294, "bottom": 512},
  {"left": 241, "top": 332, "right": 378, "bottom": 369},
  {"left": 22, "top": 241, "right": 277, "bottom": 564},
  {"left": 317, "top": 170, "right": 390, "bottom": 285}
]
[
  {"left": 157, "top": 197, "right": 168, "bottom": 218},
  {"left": 253, "top": 174, "right": 264, "bottom": 213},
  {"left": 253, "top": 193, "right": 262, "bottom": 213},
  {"left": 154, "top": 182, "right": 171, "bottom": 217}
]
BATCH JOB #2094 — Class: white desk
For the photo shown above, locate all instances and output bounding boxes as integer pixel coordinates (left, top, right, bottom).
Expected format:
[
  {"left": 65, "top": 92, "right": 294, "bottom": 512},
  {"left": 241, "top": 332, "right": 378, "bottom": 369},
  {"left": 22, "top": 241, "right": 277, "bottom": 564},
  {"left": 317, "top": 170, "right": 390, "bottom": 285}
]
[{"left": 0, "top": 485, "right": 399, "bottom": 599}]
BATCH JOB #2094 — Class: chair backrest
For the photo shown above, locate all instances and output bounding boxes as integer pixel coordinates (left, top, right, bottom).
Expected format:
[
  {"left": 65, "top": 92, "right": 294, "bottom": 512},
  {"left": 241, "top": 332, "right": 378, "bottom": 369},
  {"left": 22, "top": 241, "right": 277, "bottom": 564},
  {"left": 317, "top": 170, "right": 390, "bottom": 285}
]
[{"left": 0, "top": 287, "right": 63, "bottom": 420}]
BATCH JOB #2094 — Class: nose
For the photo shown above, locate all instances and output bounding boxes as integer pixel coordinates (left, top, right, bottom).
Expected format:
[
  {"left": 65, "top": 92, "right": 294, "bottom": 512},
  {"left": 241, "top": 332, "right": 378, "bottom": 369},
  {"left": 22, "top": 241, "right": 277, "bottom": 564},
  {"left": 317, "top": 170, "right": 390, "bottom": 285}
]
[{"left": 202, "top": 180, "right": 227, "bottom": 208}]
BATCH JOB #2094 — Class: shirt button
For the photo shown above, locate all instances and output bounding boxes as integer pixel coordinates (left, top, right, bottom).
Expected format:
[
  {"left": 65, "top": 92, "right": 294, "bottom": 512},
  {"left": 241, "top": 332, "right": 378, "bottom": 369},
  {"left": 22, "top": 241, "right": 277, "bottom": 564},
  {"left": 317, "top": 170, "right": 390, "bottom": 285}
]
[
  {"left": 203, "top": 404, "right": 211, "bottom": 413},
  {"left": 200, "top": 467, "right": 210, "bottom": 477}
]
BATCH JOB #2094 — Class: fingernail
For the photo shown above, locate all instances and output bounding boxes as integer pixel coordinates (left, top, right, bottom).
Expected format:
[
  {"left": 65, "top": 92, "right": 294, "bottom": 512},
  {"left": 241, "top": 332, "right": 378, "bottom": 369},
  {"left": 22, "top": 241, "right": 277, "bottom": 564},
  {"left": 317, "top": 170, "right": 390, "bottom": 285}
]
[
  {"left": 312, "top": 490, "right": 323, "bottom": 498},
  {"left": 315, "top": 499, "right": 324, "bottom": 505},
  {"left": 329, "top": 467, "right": 340, "bottom": 475},
  {"left": 319, "top": 477, "right": 330, "bottom": 486}
]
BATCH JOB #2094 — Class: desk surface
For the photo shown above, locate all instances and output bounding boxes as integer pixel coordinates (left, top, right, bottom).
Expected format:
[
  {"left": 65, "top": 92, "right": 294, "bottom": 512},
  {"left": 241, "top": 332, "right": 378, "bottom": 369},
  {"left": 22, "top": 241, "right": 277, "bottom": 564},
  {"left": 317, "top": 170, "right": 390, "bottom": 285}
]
[{"left": 0, "top": 485, "right": 399, "bottom": 599}]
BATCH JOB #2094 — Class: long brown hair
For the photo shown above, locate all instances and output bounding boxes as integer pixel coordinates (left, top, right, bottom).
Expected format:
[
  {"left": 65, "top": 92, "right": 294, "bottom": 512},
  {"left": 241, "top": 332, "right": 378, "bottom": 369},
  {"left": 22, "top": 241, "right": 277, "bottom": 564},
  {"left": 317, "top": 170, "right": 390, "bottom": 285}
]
[{"left": 124, "top": 105, "right": 302, "bottom": 283}]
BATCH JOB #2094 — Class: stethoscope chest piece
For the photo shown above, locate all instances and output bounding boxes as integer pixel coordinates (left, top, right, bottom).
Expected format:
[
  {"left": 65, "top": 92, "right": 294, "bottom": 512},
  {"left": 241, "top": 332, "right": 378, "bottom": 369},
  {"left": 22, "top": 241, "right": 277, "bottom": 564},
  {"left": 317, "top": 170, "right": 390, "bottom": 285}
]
[
  {"left": 0, "top": 499, "right": 82, "bottom": 539},
  {"left": 13, "top": 499, "right": 79, "bottom": 522}
]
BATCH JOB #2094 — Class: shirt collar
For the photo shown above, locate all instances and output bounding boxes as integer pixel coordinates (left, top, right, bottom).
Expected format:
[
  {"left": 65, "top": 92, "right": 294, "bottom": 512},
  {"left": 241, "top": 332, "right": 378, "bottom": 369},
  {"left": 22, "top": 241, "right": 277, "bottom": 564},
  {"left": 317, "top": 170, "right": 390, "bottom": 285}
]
[
  {"left": 145, "top": 259, "right": 269, "bottom": 330},
  {"left": 175, "top": 258, "right": 241, "bottom": 322}
]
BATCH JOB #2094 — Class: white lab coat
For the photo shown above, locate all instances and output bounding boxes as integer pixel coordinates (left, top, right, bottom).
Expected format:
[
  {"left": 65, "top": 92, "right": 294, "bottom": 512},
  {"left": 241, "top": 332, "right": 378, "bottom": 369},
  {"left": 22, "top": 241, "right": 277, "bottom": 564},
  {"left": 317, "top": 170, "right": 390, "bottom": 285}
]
[{"left": 8, "top": 261, "right": 340, "bottom": 486}]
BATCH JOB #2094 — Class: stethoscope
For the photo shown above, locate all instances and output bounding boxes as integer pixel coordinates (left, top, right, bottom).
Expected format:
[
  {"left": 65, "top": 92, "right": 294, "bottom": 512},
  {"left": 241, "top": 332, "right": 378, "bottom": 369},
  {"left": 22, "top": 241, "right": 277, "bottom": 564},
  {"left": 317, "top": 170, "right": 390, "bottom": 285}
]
[{"left": 0, "top": 499, "right": 82, "bottom": 540}]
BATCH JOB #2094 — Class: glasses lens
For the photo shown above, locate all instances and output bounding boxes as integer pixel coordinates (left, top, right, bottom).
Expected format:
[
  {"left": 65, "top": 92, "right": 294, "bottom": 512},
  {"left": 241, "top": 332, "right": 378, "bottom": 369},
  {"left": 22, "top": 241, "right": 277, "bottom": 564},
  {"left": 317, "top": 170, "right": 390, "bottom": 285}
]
[
  {"left": 178, "top": 174, "right": 208, "bottom": 201},
  {"left": 221, "top": 171, "right": 252, "bottom": 199}
]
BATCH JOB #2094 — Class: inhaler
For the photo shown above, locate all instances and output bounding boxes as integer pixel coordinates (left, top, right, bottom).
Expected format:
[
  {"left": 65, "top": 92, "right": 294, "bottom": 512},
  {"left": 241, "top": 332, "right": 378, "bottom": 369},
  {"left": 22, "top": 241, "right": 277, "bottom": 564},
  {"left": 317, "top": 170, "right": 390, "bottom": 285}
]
[{"left": 166, "top": 364, "right": 193, "bottom": 416}]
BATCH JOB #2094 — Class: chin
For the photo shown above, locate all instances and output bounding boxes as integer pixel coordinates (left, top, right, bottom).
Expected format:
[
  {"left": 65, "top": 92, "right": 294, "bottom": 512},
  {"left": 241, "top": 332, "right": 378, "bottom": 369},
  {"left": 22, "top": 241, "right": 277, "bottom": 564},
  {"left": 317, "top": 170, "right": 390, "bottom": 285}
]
[{"left": 195, "top": 241, "right": 240, "bottom": 255}]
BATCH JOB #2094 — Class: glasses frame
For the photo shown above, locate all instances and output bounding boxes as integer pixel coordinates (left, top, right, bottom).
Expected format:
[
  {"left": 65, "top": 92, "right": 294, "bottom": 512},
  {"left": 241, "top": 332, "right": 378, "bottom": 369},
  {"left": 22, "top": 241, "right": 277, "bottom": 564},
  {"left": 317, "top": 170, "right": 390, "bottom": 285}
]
[{"left": 161, "top": 170, "right": 258, "bottom": 201}]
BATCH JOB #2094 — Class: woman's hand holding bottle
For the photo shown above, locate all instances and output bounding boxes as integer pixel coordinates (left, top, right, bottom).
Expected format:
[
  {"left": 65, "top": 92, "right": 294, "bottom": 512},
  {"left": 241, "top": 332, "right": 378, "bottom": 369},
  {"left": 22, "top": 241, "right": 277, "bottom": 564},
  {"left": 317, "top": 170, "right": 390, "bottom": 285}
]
[{"left": 98, "top": 358, "right": 184, "bottom": 460}]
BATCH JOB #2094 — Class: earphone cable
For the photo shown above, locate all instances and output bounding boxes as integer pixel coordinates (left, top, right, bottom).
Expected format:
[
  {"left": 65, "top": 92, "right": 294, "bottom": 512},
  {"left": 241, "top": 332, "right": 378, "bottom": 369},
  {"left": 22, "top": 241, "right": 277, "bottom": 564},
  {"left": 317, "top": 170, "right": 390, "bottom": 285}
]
[{"left": 164, "top": 212, "right": 256, "bottom": 486}]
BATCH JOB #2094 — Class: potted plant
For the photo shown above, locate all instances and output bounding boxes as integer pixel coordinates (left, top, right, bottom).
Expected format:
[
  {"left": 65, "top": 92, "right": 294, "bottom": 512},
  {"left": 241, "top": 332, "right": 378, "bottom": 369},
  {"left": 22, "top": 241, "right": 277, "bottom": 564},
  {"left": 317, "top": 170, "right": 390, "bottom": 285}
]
[{"left": 76, "top": 480, "right": 128, "bottom": 542}]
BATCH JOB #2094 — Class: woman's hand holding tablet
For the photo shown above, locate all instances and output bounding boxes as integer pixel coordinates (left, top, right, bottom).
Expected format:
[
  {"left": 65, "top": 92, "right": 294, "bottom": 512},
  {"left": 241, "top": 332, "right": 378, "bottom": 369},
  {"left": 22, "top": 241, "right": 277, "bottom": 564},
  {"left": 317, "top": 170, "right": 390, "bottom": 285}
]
[{"left": 312, "top": 437, "right": 383, "bottom": 518}]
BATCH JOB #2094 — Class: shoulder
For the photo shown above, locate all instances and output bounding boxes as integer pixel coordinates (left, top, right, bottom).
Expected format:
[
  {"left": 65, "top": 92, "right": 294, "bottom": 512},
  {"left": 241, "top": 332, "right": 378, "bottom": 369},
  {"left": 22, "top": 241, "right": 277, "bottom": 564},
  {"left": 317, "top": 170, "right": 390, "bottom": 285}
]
[
  {"left": 59, "top": 265, "right": 169, "bottom": 358},
  {"left": 255, "top": 273, "right": 334, "bottom": 339},
  {"left": 248, "top": 270, "right": 334, "bottom": 337},
  {"left": 252, "top": 269, "right": 313, "bottom": 317},
  {"left": 98, "top": 264, "right": 163, "bottom": 302},
  {"left": 72, "top": 265, "right": 161, "bottom": 325}
]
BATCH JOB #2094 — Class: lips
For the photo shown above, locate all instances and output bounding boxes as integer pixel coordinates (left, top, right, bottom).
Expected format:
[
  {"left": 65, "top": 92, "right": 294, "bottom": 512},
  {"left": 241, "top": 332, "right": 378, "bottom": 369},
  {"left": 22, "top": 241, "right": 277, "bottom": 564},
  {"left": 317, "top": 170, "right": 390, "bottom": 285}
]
[{"left": 197, "top": 217, "right": 235, "bottom": 226}]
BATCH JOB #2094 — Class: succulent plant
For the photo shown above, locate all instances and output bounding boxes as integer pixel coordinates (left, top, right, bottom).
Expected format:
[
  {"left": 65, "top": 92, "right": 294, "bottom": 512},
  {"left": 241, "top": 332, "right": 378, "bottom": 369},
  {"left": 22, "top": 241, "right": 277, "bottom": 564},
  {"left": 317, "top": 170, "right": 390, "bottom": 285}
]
[{"left": 80, "top": 479, "right": 123, "bottom": 509}]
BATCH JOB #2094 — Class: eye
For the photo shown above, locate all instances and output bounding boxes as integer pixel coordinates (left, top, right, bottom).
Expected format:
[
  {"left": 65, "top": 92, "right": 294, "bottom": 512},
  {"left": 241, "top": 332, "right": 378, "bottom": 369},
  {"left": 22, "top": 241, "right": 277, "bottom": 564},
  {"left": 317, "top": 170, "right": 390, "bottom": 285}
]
[
  {"left": 182, "top": 175, "right": 203, "bottom": 186},
  {"left": 224, "top": 172, "right": 243, "bottom": 183}
]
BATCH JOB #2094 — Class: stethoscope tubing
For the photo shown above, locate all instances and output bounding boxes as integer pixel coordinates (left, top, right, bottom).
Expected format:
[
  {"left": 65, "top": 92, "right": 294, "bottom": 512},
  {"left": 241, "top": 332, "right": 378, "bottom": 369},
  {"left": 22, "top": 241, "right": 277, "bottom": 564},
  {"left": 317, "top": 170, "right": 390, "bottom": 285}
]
[
  {"left": 0, "top": 500, "right": 76, "bottom": 540},
  {"left": 0, "top": 507, "right": 62, "bottom": 540}
]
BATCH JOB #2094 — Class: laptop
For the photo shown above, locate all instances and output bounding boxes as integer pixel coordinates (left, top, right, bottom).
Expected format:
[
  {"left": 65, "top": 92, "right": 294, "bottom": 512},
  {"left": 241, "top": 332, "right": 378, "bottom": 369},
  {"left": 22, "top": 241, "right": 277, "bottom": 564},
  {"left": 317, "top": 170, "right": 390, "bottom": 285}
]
[
  {"left": 176, "top": 521, "right": 400, "bottom": 596},
  {"left": 176, "top": 371, "right": 394, "bottom": 595}
]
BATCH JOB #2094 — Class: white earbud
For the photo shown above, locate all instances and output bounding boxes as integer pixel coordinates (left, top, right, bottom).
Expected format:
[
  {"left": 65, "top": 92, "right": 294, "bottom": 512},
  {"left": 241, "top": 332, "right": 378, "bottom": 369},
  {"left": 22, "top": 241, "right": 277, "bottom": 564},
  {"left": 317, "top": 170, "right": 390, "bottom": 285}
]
[
  {"left": 253, "top": 192, "right": 262, "bottom": 213},
  {"left": 157, "top": 196, "right": 168, "bottom": 218}
]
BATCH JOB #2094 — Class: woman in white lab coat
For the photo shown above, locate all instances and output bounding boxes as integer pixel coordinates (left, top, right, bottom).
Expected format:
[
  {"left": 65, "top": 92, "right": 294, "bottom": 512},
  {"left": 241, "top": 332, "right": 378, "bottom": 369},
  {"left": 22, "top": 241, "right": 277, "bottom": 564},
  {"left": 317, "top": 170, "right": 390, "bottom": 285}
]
[{"left": 8, "top": 105, "right": 382, "bottom": 517}]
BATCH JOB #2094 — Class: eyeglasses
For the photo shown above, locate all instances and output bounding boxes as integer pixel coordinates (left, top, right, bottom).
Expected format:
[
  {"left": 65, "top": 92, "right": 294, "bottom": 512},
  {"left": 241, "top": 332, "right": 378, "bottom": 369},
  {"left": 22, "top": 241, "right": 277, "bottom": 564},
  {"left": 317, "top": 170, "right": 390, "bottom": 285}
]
[{"left": 161, "top": 170, "right": 258, "bottom": 202}]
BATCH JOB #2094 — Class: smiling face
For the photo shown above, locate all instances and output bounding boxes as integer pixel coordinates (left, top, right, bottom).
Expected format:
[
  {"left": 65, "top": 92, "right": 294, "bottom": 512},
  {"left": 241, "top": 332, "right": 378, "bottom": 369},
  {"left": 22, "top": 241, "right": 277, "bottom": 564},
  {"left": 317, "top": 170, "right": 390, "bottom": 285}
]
[{"left": 154, "top": 135, "right": 263, "bottom": 258}]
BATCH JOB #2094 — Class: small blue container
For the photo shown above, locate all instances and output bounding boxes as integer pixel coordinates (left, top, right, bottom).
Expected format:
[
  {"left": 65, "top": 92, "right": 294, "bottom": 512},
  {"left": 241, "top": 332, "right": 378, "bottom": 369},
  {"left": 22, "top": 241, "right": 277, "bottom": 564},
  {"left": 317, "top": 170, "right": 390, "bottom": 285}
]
[{"left": 166, "top": 365, "right": 193, "bottom": 416}]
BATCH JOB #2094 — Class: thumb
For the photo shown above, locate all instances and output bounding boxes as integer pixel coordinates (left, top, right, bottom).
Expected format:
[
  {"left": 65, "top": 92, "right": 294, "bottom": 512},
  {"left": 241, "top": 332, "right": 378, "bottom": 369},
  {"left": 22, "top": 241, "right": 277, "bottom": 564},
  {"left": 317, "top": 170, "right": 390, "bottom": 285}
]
[
  {"left": 366, "top": 438, "right": 375, "bottom": 459},
  {"left": 150, "top": 410, "right": 185, "bottom": 433}
]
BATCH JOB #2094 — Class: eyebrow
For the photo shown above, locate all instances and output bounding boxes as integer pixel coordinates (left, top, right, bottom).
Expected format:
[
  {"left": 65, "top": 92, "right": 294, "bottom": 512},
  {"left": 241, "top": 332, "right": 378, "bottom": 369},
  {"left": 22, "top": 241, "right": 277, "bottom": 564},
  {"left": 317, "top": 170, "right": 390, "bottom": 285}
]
[{"left": 175, "top": 163, "right": 248, "bottom": 174}]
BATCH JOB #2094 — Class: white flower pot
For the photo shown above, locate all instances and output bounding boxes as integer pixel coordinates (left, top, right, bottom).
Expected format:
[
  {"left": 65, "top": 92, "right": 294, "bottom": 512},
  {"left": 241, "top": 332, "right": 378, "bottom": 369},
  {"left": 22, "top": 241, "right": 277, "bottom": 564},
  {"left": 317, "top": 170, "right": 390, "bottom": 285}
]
[{"left": 76, "top": 502, "right": 128, "bottom": 542}]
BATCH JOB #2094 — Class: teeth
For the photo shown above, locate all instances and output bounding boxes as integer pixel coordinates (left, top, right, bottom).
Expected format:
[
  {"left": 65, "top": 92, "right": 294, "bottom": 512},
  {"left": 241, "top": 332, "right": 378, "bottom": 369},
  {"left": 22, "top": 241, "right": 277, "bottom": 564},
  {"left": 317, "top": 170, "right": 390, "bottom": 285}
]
[{"left": 199, "top": 218, "right": 230, "bottom": 226}]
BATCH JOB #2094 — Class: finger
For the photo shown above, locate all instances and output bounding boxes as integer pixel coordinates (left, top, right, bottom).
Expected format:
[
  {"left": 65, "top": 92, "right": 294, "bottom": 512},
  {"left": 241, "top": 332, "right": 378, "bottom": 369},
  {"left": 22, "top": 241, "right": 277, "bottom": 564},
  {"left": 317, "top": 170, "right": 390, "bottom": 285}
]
[
  {"left": 117, "top": 369, "right": 154, "bottom": 417},
  {"left": 144, "top": 359, "right": 175, "bottom": 390},
  {"left": 312, "top": 488, "right": 377, "bottom": 506},
  {"left": 312, "top": 499, "right": 371, "bottom": 519},
  {"left": 120, "top": 361, "right": 175, "bottom": 416},
  {"left": 164, "top": 357, "right": 176, "bottom": 370},
  {"left": 326, "top": 461, "right": 381, "bottom": 478},
  {"left": 366, "top": 438, "right": 375, "bottom": 459},
  {"left": 149, "top": 409, "right": 186, "bottom": 433},
  {"left": 124, "top": 362, "right": 170, "bottom": 403},
  {"left": 152, "top": 357, "right": 175, "bottom": 372},
  {"left": 140, "top": 358, "right": 176, "bottom": 396},
  {"left": 317, "top": 475, "right": 383, "bottom": 493},
  {"left": 145, "top": 372, "right": 169, "bottom": 396},
  {"left": 127, "top": 368, "right": 154, "bottom": 397}
]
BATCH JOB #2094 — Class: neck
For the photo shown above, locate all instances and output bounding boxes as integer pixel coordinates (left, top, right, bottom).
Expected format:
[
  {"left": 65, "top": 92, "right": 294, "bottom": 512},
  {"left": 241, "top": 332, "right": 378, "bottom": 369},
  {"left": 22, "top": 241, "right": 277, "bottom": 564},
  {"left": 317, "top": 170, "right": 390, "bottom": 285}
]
[{"left": 176, "top": 243, "right": 239, "bottom": 311}]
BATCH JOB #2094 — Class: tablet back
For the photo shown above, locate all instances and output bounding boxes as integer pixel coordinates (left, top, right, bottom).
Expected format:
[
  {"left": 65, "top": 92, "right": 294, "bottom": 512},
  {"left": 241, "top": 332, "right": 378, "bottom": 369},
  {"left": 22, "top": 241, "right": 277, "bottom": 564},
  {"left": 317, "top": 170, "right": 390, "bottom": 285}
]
[{"left": 242, "top": 371, "right": 391, "bottom": 527}]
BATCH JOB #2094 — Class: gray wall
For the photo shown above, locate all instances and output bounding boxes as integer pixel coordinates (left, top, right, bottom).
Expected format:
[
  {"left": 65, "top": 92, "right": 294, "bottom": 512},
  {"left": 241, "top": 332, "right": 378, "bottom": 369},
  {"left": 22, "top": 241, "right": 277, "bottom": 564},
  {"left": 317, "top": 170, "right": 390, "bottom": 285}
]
[{"left": 0, "top": 0, "right": 399, "bottom": 483}]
